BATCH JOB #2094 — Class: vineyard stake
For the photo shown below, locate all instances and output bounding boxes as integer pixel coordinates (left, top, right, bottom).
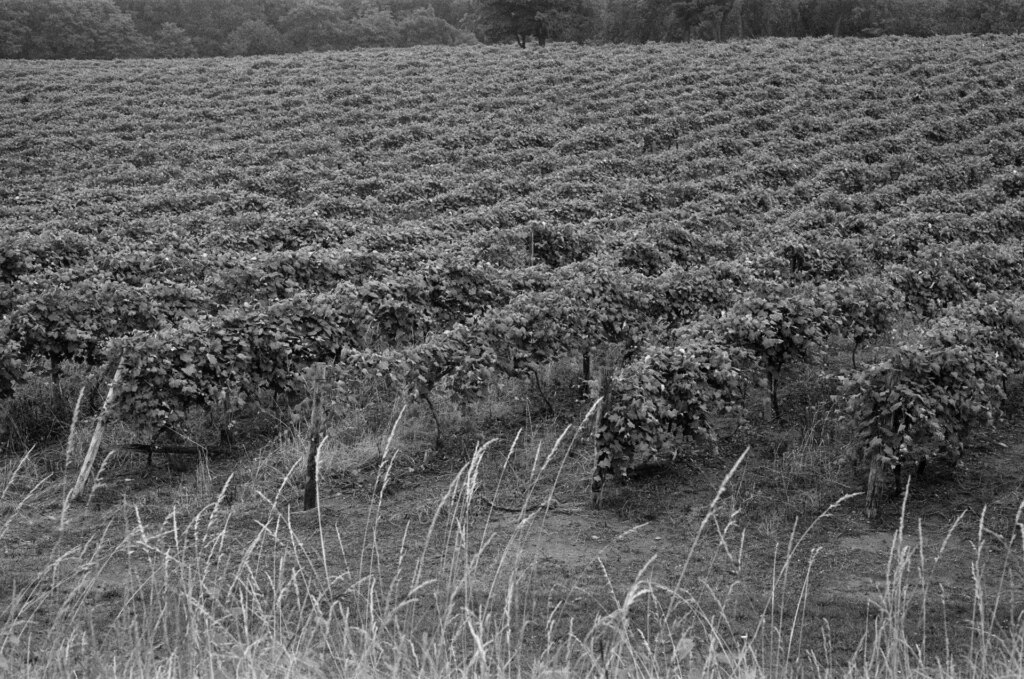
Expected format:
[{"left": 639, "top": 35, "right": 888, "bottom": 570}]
[{"left": 63, "top": 356, "right": 124, "bottom": 521}]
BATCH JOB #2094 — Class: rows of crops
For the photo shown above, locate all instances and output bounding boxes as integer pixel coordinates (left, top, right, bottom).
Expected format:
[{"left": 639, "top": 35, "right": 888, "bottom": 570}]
[{"left": 3, "top": 36, "right": 1024, "bottom": 513}]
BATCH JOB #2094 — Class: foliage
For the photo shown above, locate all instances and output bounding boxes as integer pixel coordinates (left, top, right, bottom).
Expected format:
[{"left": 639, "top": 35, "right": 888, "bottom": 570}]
[
  {"left": 279, "top": 0, "right": 359, "bottom": 51},
  {"left": 652, "top": 261, "right": 750, "bottom": 328},
  {"left": 889, "top": 241, "right": 1024, "bottom": 316},
  {"left": 944, "top": 294, "right": 1024, "bottom": 373},
  {"left": 475, "top": 0, "right": 552, "bottom": 46},
  {"left": 4, "top": 38, "right": 1024, "bottom": 509},
  {"left": 0, "top": 0, "right": 473, "bottom": 58},
  {"left": 0, "top": 0, "right": 150, "bottom": 58},
  {"left": 529, "top": 222, "right": 598, "bottom": 267},
  {"left": 716, "top": 285, "right": 836, "bottom": 419},
  {"left": 847, "top": 337, "right": 1006, "bottom": 476},
  {"left": 0, "top": 328, "right": 22, "bottom": 400},
  {"left": 846, "top": 300, "right": 1023, "bottom": 515},
  {"left": 594, "top": 338, "right": 745, "bottom": 489},
  {"left": 114, "top": 293, "right": 365, "bottom": 425},
  {"left": 399, "top": 7, "right": 475, "bottom": 46},
  {"left": 829, "top": 275, "right": 905, "bottom": 366},
  {"left": 224, "top": 19, "right": 285, "bottom": 56},
  {"left": 6, "top": 279, "right": 205, "bottom": 371},
  {"left": 8, "top": 0, "right": 1024, "bottom": 59}
]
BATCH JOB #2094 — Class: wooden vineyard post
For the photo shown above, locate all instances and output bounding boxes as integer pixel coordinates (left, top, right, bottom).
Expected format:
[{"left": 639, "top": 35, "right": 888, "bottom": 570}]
[
  {"left": 767, "top": 366, "right": 781, "bottom": 422},
  {"left": 302, "top": 433, "right": 316, "bottom": 510},
  {"left": 865, "top": 452, "right": 886, "bottom": 520},
  {"left": 303, "top": 371, "right": 324, "bottom": 511},
  {"left": 66, "top": 357, "right": 124, "bottom": 505},
  {"left": 303, "top": 431, "right": 327, "bottom": 511}
]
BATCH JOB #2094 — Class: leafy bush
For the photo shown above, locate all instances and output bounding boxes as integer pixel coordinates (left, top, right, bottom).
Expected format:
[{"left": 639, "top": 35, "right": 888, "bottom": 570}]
[
  {"left": 0, "top": 333, "right": 22, "bottom": 400},
  {"left": 594, "top": 338, "right": 746, "bottom": 491},
  {"left": 830, "top": 276, "right": 905, "bottom": 367},
  {"left": 847, "top": 323, "right": 1008, "bottom": 518},
  {"left": 717, "top": 286, "right": 836, "bottom": 419}
]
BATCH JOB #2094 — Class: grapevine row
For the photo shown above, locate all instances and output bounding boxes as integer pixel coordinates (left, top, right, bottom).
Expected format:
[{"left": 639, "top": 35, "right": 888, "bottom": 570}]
[
  {"left": 592, "top": 275, "right": 903, "bottom": 491},
  {"left": 849, "top": 293, "right": 1024, "bottom": 518}
]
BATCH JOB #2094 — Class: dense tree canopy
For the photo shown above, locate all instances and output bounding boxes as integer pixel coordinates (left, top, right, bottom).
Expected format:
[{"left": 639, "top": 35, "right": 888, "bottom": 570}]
[
  {"left": 0, "top": 0, "right": 1021, "bottom": 58},
  {"left": 476, "top": 0, "right": 549, "bottom": 46},
  {"left": 0, "top": 0, "right": 476, "bottom": 58},
  {"left": 0, "top": 0, "right": 150, "bottom": 58}
]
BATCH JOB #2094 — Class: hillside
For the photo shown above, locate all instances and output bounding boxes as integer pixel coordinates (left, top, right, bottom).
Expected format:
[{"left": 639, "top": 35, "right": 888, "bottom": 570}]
[{"left": 2, "top": 37, "right": 1024, "bottom": 677}]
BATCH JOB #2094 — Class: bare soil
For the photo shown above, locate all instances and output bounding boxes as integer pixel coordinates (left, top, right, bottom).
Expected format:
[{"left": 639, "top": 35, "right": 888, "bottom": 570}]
[{"left": 3, "top": 407, "right": 1023, "bottom": 670}]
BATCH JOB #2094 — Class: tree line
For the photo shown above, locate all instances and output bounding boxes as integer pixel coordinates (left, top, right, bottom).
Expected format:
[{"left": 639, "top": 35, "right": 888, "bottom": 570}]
[
  {"left": 0, "top": 0, "right": 477, "bottom": 59},
  {"left": 505, "top": 0, "right": 1024, "bottom": 45},
  {"left": 0, "top": 0, "right": 1021, "bottom": 59}
]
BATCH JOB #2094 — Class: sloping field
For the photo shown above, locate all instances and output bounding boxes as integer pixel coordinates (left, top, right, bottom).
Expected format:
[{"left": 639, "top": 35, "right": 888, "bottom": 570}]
[{"left": 2, "top": 37, "right": 1024, "bottom": 677}]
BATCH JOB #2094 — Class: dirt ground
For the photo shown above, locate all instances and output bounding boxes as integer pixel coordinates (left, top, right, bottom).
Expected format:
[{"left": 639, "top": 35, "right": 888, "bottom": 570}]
[{"left": 3, "top": 404, "right": 1024, "bottom": 670}]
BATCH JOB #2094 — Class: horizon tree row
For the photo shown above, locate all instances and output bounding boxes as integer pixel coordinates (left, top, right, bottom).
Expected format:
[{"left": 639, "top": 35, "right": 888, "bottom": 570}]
[{"left": 1, "top": 0, "right": 1022, "bottom": 59}]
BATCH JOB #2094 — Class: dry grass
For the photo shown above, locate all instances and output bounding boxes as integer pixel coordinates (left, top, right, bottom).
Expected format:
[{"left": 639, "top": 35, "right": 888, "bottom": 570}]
[{"left": 1, "top": 400, "right": 1023, "bottom": 678}]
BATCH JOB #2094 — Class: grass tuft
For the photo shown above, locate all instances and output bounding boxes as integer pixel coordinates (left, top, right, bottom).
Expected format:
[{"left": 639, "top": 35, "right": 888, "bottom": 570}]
[{"left": 1, "top": 407, "right": 1024, "bottom": 678}]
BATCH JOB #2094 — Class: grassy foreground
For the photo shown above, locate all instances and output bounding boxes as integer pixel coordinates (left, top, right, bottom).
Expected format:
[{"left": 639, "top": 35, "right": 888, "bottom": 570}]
[{"left": 2, "top": 400, "right": 1023, "bottom": 678}]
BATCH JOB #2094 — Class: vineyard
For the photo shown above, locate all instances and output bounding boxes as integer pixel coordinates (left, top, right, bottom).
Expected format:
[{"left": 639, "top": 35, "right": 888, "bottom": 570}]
[
  {"left": 23, "top": 42, "right": 1024, "bottom": 508},
  {"left": 4, "top": 34, "right": 1024, "bottom": 676},
  {"left": 5, "top": 36, "right": 1024, "bottom": 512}
]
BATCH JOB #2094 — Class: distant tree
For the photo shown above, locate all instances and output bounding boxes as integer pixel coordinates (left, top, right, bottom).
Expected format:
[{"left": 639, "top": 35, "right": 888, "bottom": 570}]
[
  {"left": 224, "top": 18, "right": 287, "bottom": 54},
  {"left": 280, "top": 0, "right": 357, "bottom": 50},
  {"left": 848, "top": 0, "right": 934, "bottom": 36},
  {"left": 597, "top": 0, "right": 673, "bottom": 42},
  {"left": 785, "top": 0, "right": 865, "bottom": 36},
  {"left": 120, "top": 0, "right": 260, "bottom": 55},
  {"left": 9, "top": 0, "right": 150, "bottom": 58},
  {"left": 398, "top": 7, "right": 475, "bottom": 45},
  {"left": 476, "top": 0, "right": 601, "bottom": 45},
  {"left": 669, "top": 0, "right": 736, "bottom": 39},
  {"left": 351, "top": 5, "right": 400, "bottom": 46},
  {"left": 948, "top": 0, "right": 1024, "bottom": 33},
  {"left": 152, "top": 21, "right": 197, "bottom": 57},
  {"left": 10, "top": 0, "right": 1024, "bottom": 57},
  {"left": 544, "top": 0, "right": 599, "bottom": 42},
  {"left": 735, "top": 0, "right": 800, "bottom": 37},
  {"left": 476, "top": 0, "right": 552, "bottom": 46},
  {"left": 427, "top": 0, "right": 477, "bottom": 29},
  {"left": 0, "top": 0, "right": 32, "bottom": 57}
]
